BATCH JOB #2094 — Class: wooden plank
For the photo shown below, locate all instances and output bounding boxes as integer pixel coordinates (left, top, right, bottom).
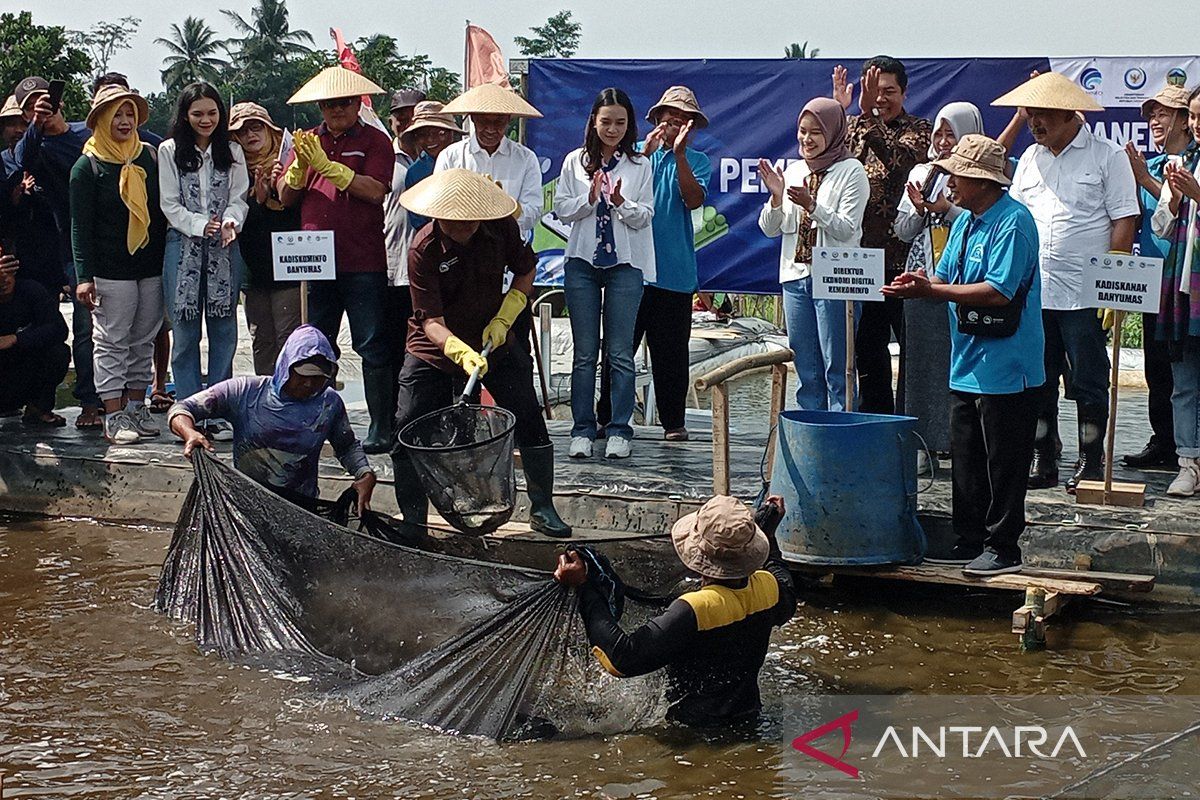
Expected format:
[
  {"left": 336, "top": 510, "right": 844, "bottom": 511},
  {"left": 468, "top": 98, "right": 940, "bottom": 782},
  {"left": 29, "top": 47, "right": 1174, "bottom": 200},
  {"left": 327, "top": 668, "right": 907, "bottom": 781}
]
[
  {"left": 712, "top": 383, "right": 730, "bottom": 496},
  {"left": 1075, "top": 479, "right": 1146, "bottom": 508},
  {"left": 803, "top": 564, "right": 1103, "bottom": 596},
  {"left": 1021, "top": 566, "right": 1155, "bottom": 593},
  {"left": 765, "top": 363, "right": 787, "bottom": 483},
  {"left": 695, "top": 348, "right": 794, "bottom": 390}
]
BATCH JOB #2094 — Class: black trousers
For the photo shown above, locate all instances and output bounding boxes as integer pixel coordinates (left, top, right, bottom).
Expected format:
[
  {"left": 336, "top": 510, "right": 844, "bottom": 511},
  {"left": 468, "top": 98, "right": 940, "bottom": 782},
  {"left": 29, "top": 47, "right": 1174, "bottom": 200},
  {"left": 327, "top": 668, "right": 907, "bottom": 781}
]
[
  {"left": 949, "top": 387, "right": 1039, "bottom": 560},
  {"left": 597, "top": 285, "right": 693, "bottom": 431},
  {"left": 1143, "top": 311, "right": 1175, "bottom": 447},
  {"left": 0, "top": 342, "right": 70, "bottom": 413},
  {"left": 856, "top": 295, "right": 904, "bottom": 414}
]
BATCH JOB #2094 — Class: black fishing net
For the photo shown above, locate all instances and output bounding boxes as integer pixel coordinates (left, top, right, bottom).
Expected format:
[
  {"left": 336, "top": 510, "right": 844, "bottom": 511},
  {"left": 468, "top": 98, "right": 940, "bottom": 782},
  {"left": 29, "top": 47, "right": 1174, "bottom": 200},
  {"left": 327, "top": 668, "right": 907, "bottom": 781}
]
[
  {"left": 155, "top": 451, "right": 667, "bottom": 740},
  {"left": 397, "top": 404, "right": 516, "bottom": 535}
]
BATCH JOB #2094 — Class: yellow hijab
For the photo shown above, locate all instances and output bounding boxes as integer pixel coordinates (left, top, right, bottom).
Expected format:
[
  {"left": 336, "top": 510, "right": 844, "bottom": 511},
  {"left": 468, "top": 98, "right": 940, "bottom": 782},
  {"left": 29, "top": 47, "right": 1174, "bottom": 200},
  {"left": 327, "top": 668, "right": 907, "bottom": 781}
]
[{"left": 82, "top": 99, "right": 150, "bottom": 255}]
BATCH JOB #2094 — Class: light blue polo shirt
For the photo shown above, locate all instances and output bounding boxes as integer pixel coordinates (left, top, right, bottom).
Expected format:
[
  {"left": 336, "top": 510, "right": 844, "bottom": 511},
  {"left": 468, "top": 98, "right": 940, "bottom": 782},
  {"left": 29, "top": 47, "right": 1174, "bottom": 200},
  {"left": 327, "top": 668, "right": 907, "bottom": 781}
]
[
  {"left": 934, "top": 192, "right": 1045, "bottom": 395},
  {"left": 1137, "top": 152, "right": 1174, "bottom": 261},
  {"left": 641, "top": 144, "right": 712, "bottom": 293}
]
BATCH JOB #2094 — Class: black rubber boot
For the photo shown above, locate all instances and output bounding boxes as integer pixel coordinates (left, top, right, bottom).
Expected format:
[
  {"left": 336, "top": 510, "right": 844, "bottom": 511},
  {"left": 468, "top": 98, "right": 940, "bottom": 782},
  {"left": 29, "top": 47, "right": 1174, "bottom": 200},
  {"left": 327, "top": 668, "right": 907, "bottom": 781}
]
[
  {"left": 521, "top": 443, "right": 572, "bottom": 538},
  {"left": 1122, "top": 436, "right": 1177, "bottom": 469},
  {"left": 1066, "top": 403, "right": 1107, "bottom": 494},
  {"left": 390, "top": 452, "right": 429, "bottom": 531},
  {"left": 362, "top": 365, "right": 395, "bottom": 454}
]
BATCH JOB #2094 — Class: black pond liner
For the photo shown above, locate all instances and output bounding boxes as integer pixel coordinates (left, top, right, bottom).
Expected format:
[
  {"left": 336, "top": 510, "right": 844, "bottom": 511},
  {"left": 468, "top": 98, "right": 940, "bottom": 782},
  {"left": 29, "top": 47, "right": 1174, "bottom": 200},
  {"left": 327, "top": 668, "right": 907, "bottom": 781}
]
[{"left": 154, "top": 451, "right": 667, "bottom": 740}]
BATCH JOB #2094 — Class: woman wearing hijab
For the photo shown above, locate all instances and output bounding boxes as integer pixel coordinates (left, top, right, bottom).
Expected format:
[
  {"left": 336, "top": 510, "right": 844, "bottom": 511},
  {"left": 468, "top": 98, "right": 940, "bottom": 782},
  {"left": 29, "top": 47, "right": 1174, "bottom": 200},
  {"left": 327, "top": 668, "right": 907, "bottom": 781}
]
[
  {"left": 895, "top": 102, "right": 985, "bottom": 468},
  {"left": 158, "top": 83, "right": 250, "bottom": 441},
  {"left": 228, "top": 102, "right": 302, "bottom": 375},
  {"left": 758, "top": 98, "right": 870, "bottom": 411},
  {"left": 70, "top": 84, "right": 168, "bottom": 445}
]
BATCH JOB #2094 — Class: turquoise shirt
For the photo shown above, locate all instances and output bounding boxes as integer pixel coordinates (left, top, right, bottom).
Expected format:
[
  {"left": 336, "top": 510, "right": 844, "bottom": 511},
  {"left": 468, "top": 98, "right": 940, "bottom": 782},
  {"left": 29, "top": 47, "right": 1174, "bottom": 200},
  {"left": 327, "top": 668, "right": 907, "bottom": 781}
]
[
  {"left": 934, "top": 192, "right": 1045, "bottom": 395},
  {"left": 642, "top": 144, "right": 712, "bottom": 293},
  {"left": 404, "top": 152, "right": 435, "bottom": 231},
  {"left": 1137, "top": 152, "right": 1173, "bottom": 261}
]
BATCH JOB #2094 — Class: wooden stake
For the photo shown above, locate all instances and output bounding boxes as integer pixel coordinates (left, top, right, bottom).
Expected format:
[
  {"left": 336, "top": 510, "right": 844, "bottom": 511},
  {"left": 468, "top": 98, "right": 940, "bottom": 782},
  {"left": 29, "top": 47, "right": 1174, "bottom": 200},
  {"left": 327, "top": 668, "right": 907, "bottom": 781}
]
[
  {"left": 844, "top": 301, "right": 856, "bottom": 411},
  {"left": 765, "top": 362, "right": 787, "bottom": 483},
  {"left": 712, "top": 383, "right": 730, "bottom": 496},
  {"left": 299, "top": 280, "right": 308, "bottom": 325}
]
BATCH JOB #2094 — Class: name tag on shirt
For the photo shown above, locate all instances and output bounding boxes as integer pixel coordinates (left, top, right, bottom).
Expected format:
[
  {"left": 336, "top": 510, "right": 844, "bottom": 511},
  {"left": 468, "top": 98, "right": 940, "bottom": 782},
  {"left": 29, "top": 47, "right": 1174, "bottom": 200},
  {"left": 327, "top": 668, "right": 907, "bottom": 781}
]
[
  {"left": 439, "top": 256, "right": 459, "bottom": 273},
  {"left": 1079, "top": 254, "right": 1163, "bottom": 313},
  {"left": 811, "top": 248, "right": 885, "bottom": 302}
]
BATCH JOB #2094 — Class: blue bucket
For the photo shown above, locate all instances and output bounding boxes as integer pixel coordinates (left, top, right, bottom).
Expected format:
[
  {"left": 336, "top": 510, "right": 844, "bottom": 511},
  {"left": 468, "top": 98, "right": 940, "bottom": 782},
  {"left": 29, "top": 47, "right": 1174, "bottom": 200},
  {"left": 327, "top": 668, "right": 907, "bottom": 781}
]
[{"left": 767, "top": 410, "right": 926, "bottom": 565}]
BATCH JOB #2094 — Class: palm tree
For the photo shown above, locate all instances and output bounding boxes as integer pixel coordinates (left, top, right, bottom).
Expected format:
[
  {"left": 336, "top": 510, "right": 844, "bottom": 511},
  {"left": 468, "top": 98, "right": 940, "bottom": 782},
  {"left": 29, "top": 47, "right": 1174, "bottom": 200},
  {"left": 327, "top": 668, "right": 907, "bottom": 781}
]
[
  {"left": 156, "top": 17, "right": 229, "bottom": 93},
  {"left": 783, "top": 41, "right": 821, "bottom": 59},
  {"left": 222, "top": 0, "right": 314, "bottom": 64}
]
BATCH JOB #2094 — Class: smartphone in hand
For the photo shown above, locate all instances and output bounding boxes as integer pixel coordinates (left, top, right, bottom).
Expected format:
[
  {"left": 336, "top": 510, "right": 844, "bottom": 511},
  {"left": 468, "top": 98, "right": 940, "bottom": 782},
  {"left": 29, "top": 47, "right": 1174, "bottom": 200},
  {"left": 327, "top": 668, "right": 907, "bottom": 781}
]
[{"left": 47, "top": 80, "right": 66, "bottom": 115}]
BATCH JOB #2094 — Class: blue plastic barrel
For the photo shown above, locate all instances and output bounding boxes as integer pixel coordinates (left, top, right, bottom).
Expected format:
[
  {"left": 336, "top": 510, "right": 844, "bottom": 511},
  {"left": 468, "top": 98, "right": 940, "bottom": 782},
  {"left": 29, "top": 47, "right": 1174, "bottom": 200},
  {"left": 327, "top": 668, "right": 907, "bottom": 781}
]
[{"left": 767, "top": 410, "right": 926, "bottom": 565}]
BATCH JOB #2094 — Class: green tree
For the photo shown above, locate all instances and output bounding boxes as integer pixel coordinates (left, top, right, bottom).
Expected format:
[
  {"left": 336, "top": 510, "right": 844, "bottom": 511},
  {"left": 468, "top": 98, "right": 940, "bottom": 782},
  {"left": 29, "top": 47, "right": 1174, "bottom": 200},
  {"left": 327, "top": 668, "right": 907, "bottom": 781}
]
[
  {"left": 783, "top": 41, "right": 820, "bottom": 59},
  {"left": 351, "top": 35, "right": 460, "bottom": 104},
  {"left": 155, "top": 16, "right": 229, "bottom": 95},
  {"left": 221, "top": 0, "right": 313, "bottom": 65},
  {"left": 514, "top": 10, "right": 581, "bottom": 58},
  {"left": 70, "top": 17, "right": 141, "bottom": 78},
  {"left": 222, "top": 48, "right": 332, "bottom": 131},
  {"left": 0, "top": 12, "right": 92, "bottom": 119}
]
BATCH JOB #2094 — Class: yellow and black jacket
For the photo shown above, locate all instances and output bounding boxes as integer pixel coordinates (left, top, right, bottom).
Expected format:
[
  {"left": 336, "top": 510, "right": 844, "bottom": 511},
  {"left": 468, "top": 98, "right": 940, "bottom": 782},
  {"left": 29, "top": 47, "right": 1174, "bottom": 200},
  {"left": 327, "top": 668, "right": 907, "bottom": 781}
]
[{"left": 577, "top": 535, "right": 797, "bottom": 726}]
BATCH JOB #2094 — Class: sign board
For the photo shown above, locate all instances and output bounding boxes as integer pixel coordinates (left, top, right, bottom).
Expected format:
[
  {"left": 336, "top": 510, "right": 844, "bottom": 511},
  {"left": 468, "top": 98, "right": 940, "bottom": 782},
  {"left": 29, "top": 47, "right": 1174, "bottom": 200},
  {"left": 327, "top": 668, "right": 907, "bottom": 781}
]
[
  {"left": 272, "top": 231, "right": 336, "bottom": 281},
  {"left": 1079, "top": 254, "right": 1164, "bottom": 314},
  {"left": 811, "top": 247, "right": 885, "bottom": 302}
]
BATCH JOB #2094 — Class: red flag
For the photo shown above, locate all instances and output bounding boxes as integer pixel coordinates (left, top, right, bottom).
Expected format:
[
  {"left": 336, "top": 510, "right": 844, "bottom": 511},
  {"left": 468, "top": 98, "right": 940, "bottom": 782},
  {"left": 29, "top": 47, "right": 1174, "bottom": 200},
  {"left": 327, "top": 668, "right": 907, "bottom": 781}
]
[
  {"left": 466, "top": 24, "right": 510, "bottom": 89},
  {"left": 329, "top": 27, "right": 373, "bottom": 109}
]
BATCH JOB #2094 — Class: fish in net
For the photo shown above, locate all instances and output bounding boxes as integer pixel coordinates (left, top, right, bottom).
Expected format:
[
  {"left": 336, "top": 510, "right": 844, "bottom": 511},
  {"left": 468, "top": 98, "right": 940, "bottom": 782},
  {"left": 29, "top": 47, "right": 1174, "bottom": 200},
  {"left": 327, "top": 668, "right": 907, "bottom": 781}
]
[{"left": 155, "top": 451, "right": 666, "bottom": 739}]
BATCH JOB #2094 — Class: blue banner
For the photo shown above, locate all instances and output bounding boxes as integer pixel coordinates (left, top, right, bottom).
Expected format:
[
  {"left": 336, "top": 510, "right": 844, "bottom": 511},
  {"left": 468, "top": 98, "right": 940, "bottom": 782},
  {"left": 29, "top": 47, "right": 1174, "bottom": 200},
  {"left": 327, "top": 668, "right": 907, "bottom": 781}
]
[{"left": 525, "top": 57, "right": 1148, "bottom": 293}]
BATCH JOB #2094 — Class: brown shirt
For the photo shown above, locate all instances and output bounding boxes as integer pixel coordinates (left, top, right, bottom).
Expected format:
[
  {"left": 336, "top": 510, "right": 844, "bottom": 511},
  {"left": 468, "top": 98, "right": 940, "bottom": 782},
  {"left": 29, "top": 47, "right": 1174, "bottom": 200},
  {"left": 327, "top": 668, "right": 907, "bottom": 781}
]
[
  {"left": 407, "top": 217, "right": 536, "bottom": 373},
  {"left": 845, "top": 111, "right": 933, "bottom": 277}
]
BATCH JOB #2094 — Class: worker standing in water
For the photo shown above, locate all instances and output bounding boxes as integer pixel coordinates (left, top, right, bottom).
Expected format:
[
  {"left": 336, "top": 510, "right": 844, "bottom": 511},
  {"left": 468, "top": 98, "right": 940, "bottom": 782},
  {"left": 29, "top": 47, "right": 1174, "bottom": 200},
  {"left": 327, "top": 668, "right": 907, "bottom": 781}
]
[
  {"left": 391, "top": 168, "right": 572, "bottom": 538},
  {"left": 554, "top": 495, "right": 794, "bottom": 726}
]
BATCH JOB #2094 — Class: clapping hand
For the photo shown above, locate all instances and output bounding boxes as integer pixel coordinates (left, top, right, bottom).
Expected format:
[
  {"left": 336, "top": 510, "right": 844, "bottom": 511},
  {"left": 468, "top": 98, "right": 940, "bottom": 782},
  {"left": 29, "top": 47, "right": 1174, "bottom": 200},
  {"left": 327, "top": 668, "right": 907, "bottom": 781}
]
[
  {"left": 672, "top": 119, "right": 694, "bottom": 154},
  {"left": 588, "top": 169, "right": 605, "bottom": 204},
  {"left": 220, "top": 220, "right": 237, "bottom": 247},
  {"left": 905, "top": 181, "right": 929, "bottom": 214},
  {"left": 1166, "top": 160, "right": 1200, "bottom": 204},
  {"left": 757, "top": 159, "right": 786, "bottom": 205},
  {"left": 610, "top": 178, "right": 624, "bottom": 207},
  {"left": 643, "top": 123, "right": 668, "bottom": 156},
  {"left": 787, "top": 184, "right": 814, "bottom": 211},
  {"left": 881, "top": 269, "right": 931, "bottom": 299},
  {"left": 1125, "top": 141, "right": 1149, "bottom": 182}
]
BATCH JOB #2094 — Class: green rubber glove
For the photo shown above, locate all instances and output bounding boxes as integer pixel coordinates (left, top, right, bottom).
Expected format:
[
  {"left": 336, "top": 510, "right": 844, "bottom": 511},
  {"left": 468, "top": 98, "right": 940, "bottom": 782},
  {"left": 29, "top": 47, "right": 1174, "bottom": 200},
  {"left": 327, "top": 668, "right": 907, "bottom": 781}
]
[
  {"left": 481, "top": 288, "right": 528, "bottom": 350},
  {"left": 444, "top": 335, "right": 488, "bottom": 378}
]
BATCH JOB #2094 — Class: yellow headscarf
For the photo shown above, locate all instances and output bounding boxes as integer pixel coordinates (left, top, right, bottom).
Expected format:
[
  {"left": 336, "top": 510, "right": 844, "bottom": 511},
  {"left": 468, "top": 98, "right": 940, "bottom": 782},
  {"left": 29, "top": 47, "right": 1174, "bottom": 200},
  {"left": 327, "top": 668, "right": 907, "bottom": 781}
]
[{"left": 82, "top": 99, "right": 150, "bottom": 255}]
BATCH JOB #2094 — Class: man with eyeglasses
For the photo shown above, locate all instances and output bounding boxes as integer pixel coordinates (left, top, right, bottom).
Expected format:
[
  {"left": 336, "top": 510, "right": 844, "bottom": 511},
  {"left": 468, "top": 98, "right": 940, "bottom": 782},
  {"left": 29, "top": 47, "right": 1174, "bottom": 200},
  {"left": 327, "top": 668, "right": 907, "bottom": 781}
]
[{"left": 278, "top": 67, "right": 397, "bottom": 454}]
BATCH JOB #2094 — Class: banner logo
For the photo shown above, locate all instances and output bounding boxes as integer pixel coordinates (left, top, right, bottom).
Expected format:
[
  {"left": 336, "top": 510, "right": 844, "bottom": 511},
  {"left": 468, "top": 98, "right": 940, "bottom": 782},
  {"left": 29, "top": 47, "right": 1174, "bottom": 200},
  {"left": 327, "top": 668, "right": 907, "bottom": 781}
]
[
  {"left": 1079, "top": 67, "right": 1103, "bottom": 91},
  {"left": 1123, "top": 68, "right": 1147, "bottom": 90},
  {"left": 1168, "top": 67, "right": 1188, "bottom": 86},
  {"left": 792, "top": 709, "right": 860, "bottom": 779}
]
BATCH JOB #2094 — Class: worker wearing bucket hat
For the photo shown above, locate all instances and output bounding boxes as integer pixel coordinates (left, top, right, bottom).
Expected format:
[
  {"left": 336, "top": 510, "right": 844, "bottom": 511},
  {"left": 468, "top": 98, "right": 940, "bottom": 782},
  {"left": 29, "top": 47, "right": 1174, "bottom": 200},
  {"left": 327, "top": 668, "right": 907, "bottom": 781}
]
[
  {"left": 553, "top": 494, "right": 795, "bottom": 726},
  {"left": 277, "top": 66, "right": 398, "bottom": 454},
  {"left": 436, "top": 83, "right": 544, "bottom": 240},
  {"left": 391, "top": 168, "right": 571, "bottom": 538},
  {"left": 997, "top": 72, "right": 1139, "bottom": 495},
  {"left": 400, "top": 101, "right": 466, "bottom": 231}
]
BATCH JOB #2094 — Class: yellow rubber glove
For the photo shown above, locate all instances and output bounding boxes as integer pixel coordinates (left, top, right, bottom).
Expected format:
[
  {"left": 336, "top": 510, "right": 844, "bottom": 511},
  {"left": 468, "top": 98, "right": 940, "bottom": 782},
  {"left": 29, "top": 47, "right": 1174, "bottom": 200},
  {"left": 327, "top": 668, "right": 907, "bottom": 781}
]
[
  {"left": 481, "top": 288, "right": 528, "bottom": 350},
  {"left": 443, "top": 335, "right": 488, "bottom": 378},
  {"left": 300, "top": 132, "right": 355, "bottom": 191},
  {"left": 282, "top": 132, "right": 311, "bottom": 189},
  {"left": 1098, "top": 307, "right": 1116, "bottom": 330}
]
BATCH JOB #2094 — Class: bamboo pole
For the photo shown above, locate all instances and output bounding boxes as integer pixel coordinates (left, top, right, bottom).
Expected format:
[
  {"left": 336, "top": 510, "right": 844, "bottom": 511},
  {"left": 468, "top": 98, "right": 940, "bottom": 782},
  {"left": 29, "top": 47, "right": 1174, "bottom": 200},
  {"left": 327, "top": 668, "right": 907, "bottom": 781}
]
[
  {"left": 845, "top": 301, "right": 856, "bottom": 411},
  {"left": 299, "top": 280, "right": 308, "bottom": 325},
  {"left": 1103, "top": 310, "right": 1124, "bottom": 502}
]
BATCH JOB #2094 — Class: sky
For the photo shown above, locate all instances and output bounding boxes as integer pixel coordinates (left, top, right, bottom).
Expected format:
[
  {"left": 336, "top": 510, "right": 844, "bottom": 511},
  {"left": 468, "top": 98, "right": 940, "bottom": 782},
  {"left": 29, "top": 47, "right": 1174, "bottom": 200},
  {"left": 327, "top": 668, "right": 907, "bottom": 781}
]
[{"left": 8, "top": 0, "right": 1200, "bottom": 96}]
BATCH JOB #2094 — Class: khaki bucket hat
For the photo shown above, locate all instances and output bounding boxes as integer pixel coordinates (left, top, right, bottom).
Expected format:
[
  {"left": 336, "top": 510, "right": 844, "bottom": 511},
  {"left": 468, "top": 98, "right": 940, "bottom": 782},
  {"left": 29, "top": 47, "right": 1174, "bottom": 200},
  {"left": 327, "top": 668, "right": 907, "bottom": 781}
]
[
  {"left": 932, "top": 134, "right": 1011, "bottom": 187},
  {"left": 670, "top": 495, "right": 769, "bottom": 580},
  {"left": 441, "top": 82, "right": 543, "bottom": 119},
  {"left": 401, "top": 101, "right": 466, "bottom": 145},
  {"left": 0, "top": 95, "right": 22, "bottom": 120},
  {"left": 288, "top": 66, "right": 383, "bottom": 104},
  {"left": 399, "top": 168, "right": 519, "bottom": 221},
  {"left": 229, "top": 101, "right": 282, "bottom": 134},
  {"left": 85, "top": 84, "right": 149, "bottom": 130},
  {"left": 1141, "top": 83, "right": 1192, "bottom": 118},
  {"left": 992, "top": 71, "right": 1104, "bottom": 112},
  {"left": 646, "top": 85, "right": 709, "bottom": 129}
]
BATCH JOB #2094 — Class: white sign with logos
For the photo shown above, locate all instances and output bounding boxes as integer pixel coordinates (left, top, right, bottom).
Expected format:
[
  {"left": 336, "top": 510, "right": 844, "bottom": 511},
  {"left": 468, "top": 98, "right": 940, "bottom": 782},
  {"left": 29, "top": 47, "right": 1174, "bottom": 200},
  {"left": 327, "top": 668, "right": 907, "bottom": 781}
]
[
  {"left": 1049, "top": 57, "right": 1200, "bottom": 109},
  {"left": 1079, "top": 253, "right": 1163, "bottom": 314},
  {"left": 811, "top": 247, "right": 885, "bottom": 302},
  {"left": 272, "top": 231, "right": 336, "bottom": 281}
]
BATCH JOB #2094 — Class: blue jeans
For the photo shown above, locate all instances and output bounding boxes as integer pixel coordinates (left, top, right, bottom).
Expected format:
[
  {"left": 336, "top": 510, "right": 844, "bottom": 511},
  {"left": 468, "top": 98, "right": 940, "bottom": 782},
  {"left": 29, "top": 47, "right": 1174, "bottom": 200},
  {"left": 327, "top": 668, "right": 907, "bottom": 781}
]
[
  {"left": 163, "top": 231, "right": 243, "bottom": 401},
  {"left": 782, "top": 277, "right": 859, "bottom": 411},
  {"left": 306, "top": 272, "right": 390, "bottom": 370},
  {"left": 564, "top": 258, "right": 644, "bottom": 440},
  {"left": 1171, "top": 338, "right": 1200, "bottom": 458}
]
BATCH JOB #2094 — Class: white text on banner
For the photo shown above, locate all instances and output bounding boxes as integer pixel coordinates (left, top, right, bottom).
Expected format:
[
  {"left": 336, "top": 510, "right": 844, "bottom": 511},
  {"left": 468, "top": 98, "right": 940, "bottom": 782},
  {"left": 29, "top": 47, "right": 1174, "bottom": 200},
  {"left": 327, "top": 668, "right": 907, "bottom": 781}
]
[
  {"left": 811, "top": 247, "right": 885, "bottom": 302},
  {"left": 1078, "top": 254, "right": 1163, "bottom": 314},
  {"left": 273, "top": 231, "right": 336, "bottom": 282}
]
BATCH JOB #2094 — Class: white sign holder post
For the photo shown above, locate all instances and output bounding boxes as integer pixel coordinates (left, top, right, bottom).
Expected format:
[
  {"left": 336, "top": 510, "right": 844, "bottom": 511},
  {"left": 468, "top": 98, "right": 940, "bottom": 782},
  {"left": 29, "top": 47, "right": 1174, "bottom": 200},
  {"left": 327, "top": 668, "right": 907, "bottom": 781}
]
[
  {"left": 811, "top": 247, "right": 886, "bottom": 411},
  {"left": 271, "top": 230, "right": 337, "bottom": 325},
  {"left": 1074, "top": 253, "right": 1163, "bottom": 508}
]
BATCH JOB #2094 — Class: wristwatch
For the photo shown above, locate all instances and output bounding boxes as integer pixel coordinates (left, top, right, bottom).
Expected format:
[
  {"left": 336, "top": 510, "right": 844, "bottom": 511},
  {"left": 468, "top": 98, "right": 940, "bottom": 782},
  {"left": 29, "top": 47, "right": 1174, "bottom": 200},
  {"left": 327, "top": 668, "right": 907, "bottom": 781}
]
[{"left": 870, "top": 107, "right": 881, "bottom": 119}]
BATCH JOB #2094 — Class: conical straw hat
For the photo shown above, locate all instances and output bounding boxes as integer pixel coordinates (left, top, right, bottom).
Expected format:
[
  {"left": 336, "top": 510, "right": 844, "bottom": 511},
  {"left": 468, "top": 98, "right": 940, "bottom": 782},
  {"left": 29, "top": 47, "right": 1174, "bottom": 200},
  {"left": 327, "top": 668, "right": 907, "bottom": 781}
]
[
  {"left": 399, "top": 168, "right": 519, "bottom": 221},
  {"left": 991, "top": 72, "right": 1103, "bottom": 112},
  {"left": 0, "top": 95, "right": 22, "bottom": 120},
  {"left": 441, "top": 82, "right": 543, "bottom": 118},
  {"left": 288, "top": 66, "right": 384, "bottom": 104}
]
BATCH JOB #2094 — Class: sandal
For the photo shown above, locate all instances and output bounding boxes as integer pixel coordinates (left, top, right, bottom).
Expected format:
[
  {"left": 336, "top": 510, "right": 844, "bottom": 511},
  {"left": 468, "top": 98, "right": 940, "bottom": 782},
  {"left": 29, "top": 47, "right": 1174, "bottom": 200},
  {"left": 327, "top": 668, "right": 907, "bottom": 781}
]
[
  {"left": 22, "top": 408, "right": 67, "bottom": 428},
  {"left": 75, "top": 407, "right": 104, "bottom": 430},
  {"left": 150, "top": 389, "right": 175, "bottom": 413}
]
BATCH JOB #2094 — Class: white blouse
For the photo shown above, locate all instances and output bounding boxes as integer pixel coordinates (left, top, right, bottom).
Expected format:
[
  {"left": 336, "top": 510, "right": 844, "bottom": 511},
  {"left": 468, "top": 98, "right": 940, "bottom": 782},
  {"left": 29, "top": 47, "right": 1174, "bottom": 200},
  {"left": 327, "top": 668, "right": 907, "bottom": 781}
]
[
  {"left": 158, "top": 139, "right": 250, "bottom": 238},
  {"left": 1151, "top": 155, "right": 1200, "bottom": 292},
  {"left": 894, "top": 162, "right": 965, "bottom": 272},
  {"left": 758, "top": 157, "right": 870, "bottom": 283},
  {"left": 553, "top": 148, "right": 656, "bottom": 282}
]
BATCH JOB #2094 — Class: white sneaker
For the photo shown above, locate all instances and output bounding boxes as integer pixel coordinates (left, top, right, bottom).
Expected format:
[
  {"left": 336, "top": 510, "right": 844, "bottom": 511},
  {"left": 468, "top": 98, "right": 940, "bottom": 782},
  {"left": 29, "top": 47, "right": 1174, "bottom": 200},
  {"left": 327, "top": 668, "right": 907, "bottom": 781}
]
[
  {"left": 129, "top": 404, "right": 161, "bottom": 437},
  {"left": 1167, "top": 458, "right": 1200, "bottom": 497},
  {"left": 104, "top": 410, "right": 141, "bottom": 445},
  {"left": 206, "top": 419, "right": 234, "bottom": 442},
  {"left": 568, "top": 436, "right": 593, "bottom": 458},
  {"left": 605, "top": 436, "right": 632, "bottom": 459}
]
